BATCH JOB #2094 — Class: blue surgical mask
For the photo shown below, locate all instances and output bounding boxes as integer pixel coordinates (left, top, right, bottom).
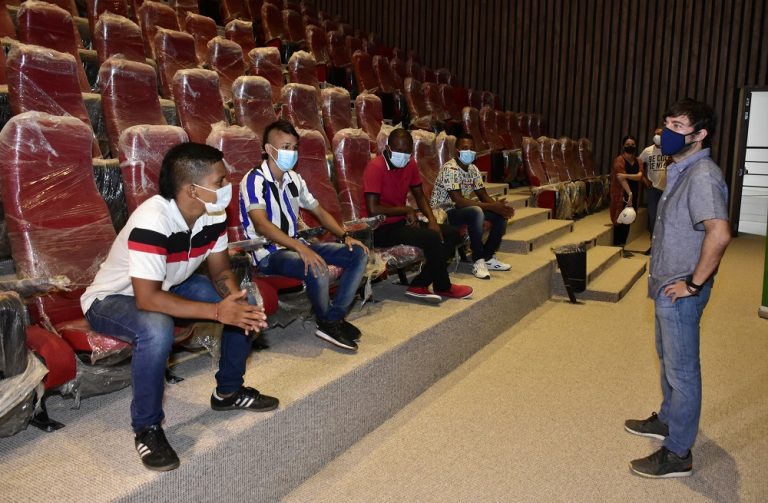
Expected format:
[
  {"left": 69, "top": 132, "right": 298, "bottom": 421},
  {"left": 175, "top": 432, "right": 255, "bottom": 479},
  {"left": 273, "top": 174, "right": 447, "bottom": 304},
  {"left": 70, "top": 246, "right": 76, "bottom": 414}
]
[
  {"left": 387, "top": 148, "right": 411, "bottom": 168},
  {"left": 194, "top": 183, "right": 232, "bottom": 214},
  {"left": 660, "top": 127, "right": 697, "bottom": 156},
  {"left": 269, "top": 145, "right": 298, "bottom": 171},
  {"left": 458, "top": 150, "right": 476, "bottom": 165}
]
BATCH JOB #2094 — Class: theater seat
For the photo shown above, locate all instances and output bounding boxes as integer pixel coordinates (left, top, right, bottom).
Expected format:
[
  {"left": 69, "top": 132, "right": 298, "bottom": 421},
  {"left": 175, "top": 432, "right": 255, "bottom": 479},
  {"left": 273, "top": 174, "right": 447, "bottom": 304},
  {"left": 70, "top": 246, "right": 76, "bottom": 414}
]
[
  {"left": 170, "top": 0, "right": 198, "bottom": 26},
  {"left": 280, "top": 82, "right": 329, "bottom": 149},
  {"left": 93, "top": 12, "right": 146, "bottom": 66},
  {"left": 0, "top": 0, "right": 16, "bottom": 39},
  {"left": 320, "top": 86, "right": 352, "bottom": 145},
  {"left": 352, "top": 49, "right": 378, "bottom": 93},
  {"left": 389, "top": 56, "right": 406, "bottom": 92},
  {"left": 260, "top": 1, "right": 284, "bottom": 42},
  {"left": 207, "top": 36, "right": 245, "bottom": 103},
  {"left": 85, "top": 0, "right": 130, "bottom": 35},
  {"left": 507, "top": 111, "right": 525, "bottom": 149},
  {"left": 404, "top": 77, "right": 432, "bottom": 130},
  {"left": 232, "top": 75, "right": 278, "bottom": 139},
  {"left": 248, "top": 47, "right": 284, "bottom": 103},
  {"left": 332, "top": 128, "right": 372, "bottom": 223},
  {"left": 435, "top": 131, "right": 456, "bottom": 168},
  {"left": 354, "top": 92, "right": 383, "bottom": 153},
  {"left": 462, "top": 106, "right": 490, "bottom": 152},
  {"left": 154, "top": 28, "right": 198, "bottom": 99},
  {"left": 479, "top": 105, "right": 505, "bottom": 150},
  {"left": 99, "top": 57, "right": 167, "bottom": 157},
  {"left": 283, "top": 8, "right": 304, "bottom": 43},
  {"left": 172, "top": 69, "right": 228, "bottom": 143},
  {"left": 326, "top": 30, "right": 351, "bottom": 89},
  {"left": 522, "top": 136, "right": 550, "bottom": 187},
  {"left": 225, "top": 19, "right": 256, "bottom": 64},
  {"left": 305, "top": 24, "right": 328, "bottom": 64},
  {"left": 293, "top": 128, "right": 342, "bottom": 228},
  {"left": 372, "top": 55, "right": 396, "bottom": 94},
  {"left": 220, "top": 0, "right": 249, "bottom": 24},
  {"left": 497, "top": 110, "right": 516, "bottom": 149},
  {"left": 118, "top": 124, "right": 189, "bottom": 212},
  {"left": 137, "top": 0, "right": 180, "bottom": 59},
  {"left": 411, "top": 130, "right": 440, "bottom": 201},
  {"left": 288, "top": 50, "right": 320, "bottom": 91},
  {"left": 185, "top": 12, "right": 218, "bottom": 65}
]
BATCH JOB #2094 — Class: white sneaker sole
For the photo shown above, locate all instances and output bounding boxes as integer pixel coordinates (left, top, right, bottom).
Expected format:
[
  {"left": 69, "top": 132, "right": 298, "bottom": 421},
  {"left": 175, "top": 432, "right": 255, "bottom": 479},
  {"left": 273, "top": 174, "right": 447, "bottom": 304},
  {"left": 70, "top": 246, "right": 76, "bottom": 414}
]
[
  {"left": 314, "top": 330, "right": 357, "bottom": 351},
  {"left": 404, "top": 291, "right": 442, "bottom": 302},
  {"left": 486, "top": 264, "right": 511, "bottom": 271},
  {"left": 629, "top": 464, "right": 692, "bottom": 478},
  {"left": 624, "top": 425, "right": 667, "bottom": 440}
]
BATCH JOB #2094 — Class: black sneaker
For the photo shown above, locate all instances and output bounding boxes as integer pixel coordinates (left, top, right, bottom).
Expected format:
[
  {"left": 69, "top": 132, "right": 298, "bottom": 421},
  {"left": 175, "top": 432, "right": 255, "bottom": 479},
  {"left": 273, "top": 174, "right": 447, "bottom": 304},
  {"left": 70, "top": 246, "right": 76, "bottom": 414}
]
[
  {"left": 625, "top": 412, "right": 669, "bottom": 440},
  {"left": 315, "top": 320, "right": 358, "bottom": 351},
  {"left": 134, "top": 424, "right": 180, "bottom": 472},
  {"left": 210, "top": 386, "right": 279, "bottom": 412},
  {"left": 630, "top": 446, "right": 693, "bottom": 478},
  {"left": 340, "top": 319, "right": 362, "bottom": 343}
]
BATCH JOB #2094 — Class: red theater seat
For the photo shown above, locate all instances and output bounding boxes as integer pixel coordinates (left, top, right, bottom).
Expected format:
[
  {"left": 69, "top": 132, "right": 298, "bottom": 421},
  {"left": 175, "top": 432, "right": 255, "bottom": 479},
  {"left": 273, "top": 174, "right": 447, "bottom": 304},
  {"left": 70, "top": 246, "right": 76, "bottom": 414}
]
[
  {"left": 40, "top": 0, "right": 78, "bottom": 17},
  {"left": 248, "top": 46, "right": 284, "bottom": 103},
  {"left": 354, "top": 92, "right": 383, "bottom": 153},
  {"left": 280, "top": 82, "right": 329, "bottom": 148},
  {"left": 118, "top": 124, "right": 189, "bottom": 212},
  {"left": 423, "top": 82, "right": 449, "bottom": 122},
  {"left": 93, "top": 12, "right": 146, "bottom": 66},
  {"left": 282, "top": 8, "right": 304, "bottom": 42},
  {"left": 540, "top": 137, "right": 569, "bottom": 183},
  {"left": 169, "top": 0, "right": 198, "bottom": 26},
  {"left": 305, "top": 24, "right": 328, "bottom": 64},
  {"left": 497, "top": 110, "right": 516, "bottom": 149},
  {"left": 260, "top": 1, "right": 284, "bottom": 41},
  {"left": 99, "top": 57, "right": 166, "bottom": 156},
  {"left": 372, "top": 55, "right": 396, "bottom": 94},
  {"left": 479, "top": 105, "right": 505, "bottom": 150},
  {"left": 172, "top": 69, "right": 227, "bottom": 143},
  {"left": 389, "top": 57, "right": 406, "bottom": 92},
  {"left": 85, "top": 0, "right": 129, "bottom": 35},
  {"left": 220, "top": 0, "right": 248, "bottom": 24},
  {"left": 137, "top": 0, "right": 180, "bottom": 59},
  {"left": 438, "top": 84, "right": 461, "bottom": 121},
  {"left": 404, "top": 77, "right": 432, "bottom": 130},
  {"left": 578, "top": 137, "right": 598, "bottom": 177},
  {"left": 435, "top": 131, "right": 456, "bottom": 168},
  {"left": 421, "top": 66, "right": 436, "bottom": 84},
  {"left": 288, "top": 50, "right": 320, "bottom": 90},
  {"left": 16, "top": 1, "right": 90, "bottom": 91},
  {"left": 507, "top": 111, "right": 524, "bottom": 148},
  {"left": 0, "top": 0, "right": 17, "bottom": 39},
  {"left": 154, "top": 28, "right": 198, "bottom": 99},
  {"left": 293, "top": 128, "right": 343, "bottom": 228},
  {"left": 207, "top": 36, "right": 245, "bottom": 103},
  {"left": 462, "top": 106, "right": 490, "bottom": 152},
  {"left": 411, "top": 130, "right": 440, "bottom": 201},
  {"left": 522, "top": 136, "right": 549, "bottom": 187},
  {"left": 326, "top": 29, "right": 351, "bottom": 82},
  {"left": 332, "top": 128, "right": 371, "bottom": 222},
  {"left": 352, "top": 49, "right": 378, "bottom": 93},
  {"left": 185, "top": 12, "right": 218, "bottom": 65},
  {"left": 225, "top": 19, "right": 256, "bottom": 63},
  {"left": 232, "top": 75, "right": 278, "bottom": 139},
  {"left": 320, "top": 86, "right": 352, "bottom": 144}
]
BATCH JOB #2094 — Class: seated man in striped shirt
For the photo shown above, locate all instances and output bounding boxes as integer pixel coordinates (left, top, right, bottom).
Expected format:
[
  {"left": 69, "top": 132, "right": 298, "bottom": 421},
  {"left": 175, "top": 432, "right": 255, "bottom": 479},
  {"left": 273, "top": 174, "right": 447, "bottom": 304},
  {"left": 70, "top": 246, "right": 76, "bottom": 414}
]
[{"left": 240, "top": 120, "right": 369, "bottom": 352}]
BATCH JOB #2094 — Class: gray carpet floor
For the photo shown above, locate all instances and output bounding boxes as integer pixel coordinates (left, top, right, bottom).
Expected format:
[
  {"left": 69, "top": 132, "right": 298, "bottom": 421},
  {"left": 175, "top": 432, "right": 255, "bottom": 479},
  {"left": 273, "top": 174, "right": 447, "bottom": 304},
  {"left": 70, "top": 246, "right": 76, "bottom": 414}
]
[{"left": 284, "top": 233, "right": 768, "bottom": 503}]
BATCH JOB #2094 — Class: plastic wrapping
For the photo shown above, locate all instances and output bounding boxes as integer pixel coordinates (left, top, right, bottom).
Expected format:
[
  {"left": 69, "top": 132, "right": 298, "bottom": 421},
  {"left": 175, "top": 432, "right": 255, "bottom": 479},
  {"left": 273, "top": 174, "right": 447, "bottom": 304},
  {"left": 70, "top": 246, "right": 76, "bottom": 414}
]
[
  {"left": 55, "top": 318, "right": 132, "bottom": 364},
  {"left": 453, "top": 86, "right": 470, "bottom": 113},
  {"left": 546, "top": 138, "right": 573, "bottom": 182},
  {"left": 0, "top": 0, "right": 16, "bottom": 39},
  {"left": 232, "top": 75, "right": 278, "bottom": 139},
  {"left": 372, "top": 55, "right": 396, "bottom": 94},
  {"left": 405, "top": 58, "right": 421, "bottom": 80},
  {"left": 185, "top": 12, "right": 218, "bottom": 65},
  {"left": 281, "top": 82, "right": 330, "bottom": 148},
  {"left": 578, "top": 137, "right": 597, "bottom": 177},
  {"left": 59, "top": 356, "right": 132, "bottom": 406},
  {"left": 560, "top": 137, "right": 585, "bottom": 179},
  {"left": 522, "top": 137, "right": 549, "bottom": 186},
  {"left": 0, "top": 276, "right": 72, "bottom": 299},
  {"left": 404, "top": 77, "right": 432, "bottom": 130},
  {"left": 283, "top": 8, "right": 304, "bottom": 42},
  {"left": 172, "top": 68, "right": 226, "bottom": 143},
  {"left": 438, "top": 84, "right": 461, "bottom": 121},
  {"left": 354, "top": 92, "right": 383, "bottom": 153},
  {"left": 86, "top": 0, "right": 130, "bottom": 34},
  {"left": 480, "top": 91, "right": 495, "bottom": 109},
  {"left": 389, "top": 57, "right": 406, "bottom": 91},
  {"left": 435, "top": 131, "right": 456, "bottom": 169},
  {"left": 507, "top": 111, "right": 524, "bottom": 148},
  {"left": 411, "top": 129, "right": 440, "bottom": 201},
  {"left": 249, "top": 46, "right": 284, "bottom": 103},
  {"left": 294, "top": 128, "right": 343, "bottom": 227},
  {"left": 154, "top": 28, "right": 198, "bottom": 99},
  {"left": 118, "top": 124, "right": 188, "bottom": 212},
  {"left": 376, "top": 122, "right": 400, "bottom": 155},
  {"left": 320, "top": 86, "right": 352, "bottom": 143},
  {"left": 345, "top": 35, "right": 362, "bottom": 59},
  {"left": 305, "top": 24, "right": 329, "bottom": 63},
  {"left": 0, "top": 291, "right": 28, "bottom": 380},
  {"left": 332, "top": 128, "right": 371, "bottom": 222},
  {"left": 468, "top": 88, "right": 482, "bottom": 109},
  {"left": 92, "top": 158, "right": 129, "bottom": 232},
  {"left": 423, "top": 82, "right": 449, "bottom": 122},
  {"left": 93, "top": 12, "right": 146, "bottom": 66},
  {"left": 0, "top": 352, "right": 47, "bottom": 437},
  {"left": 170, "top": 0, "right": 199, "bottom": 26},
  {"left": 327, "top": 30, "right": 350, "bottom": 68},
  {"left": 138, "top": 0, "right": 180, "bottom": 59},
  {"left": 352, "top": 50, "right": 378, "bottom": 93},
  {"left": 530, "top": 113, "right": 543, "bottom": 138},
  {"left": 225, "top": 19, "right": 256, "bottom": 61},
  {"left": 478, "top": 105, "right": 504, "bottom": 150},
  {"left": 260, "top": 2, "right": 284, "bottom": 41},
  {"left": 206, "top": 37, "right": 244, "bottom": 104},
  {"left": 0, "top": 112, "right": 118, "bottom": 327},
  {"left": 220, "top": 0, "right": 249, "bottom": 24},
  {"left": 288, "top": 50, "right": 320, "bottom": 90},
  {"left": 375, "top": 244, "right": 424, "bottom": 270},
  {"left": 16, "top": 0, "right": 91, "bottom": 92},
  {"left": 461, "top": 106, "right": 490, "bottom": 153},
  {"left": 495, "top": 109, "right": 515, "bottom": 149}
]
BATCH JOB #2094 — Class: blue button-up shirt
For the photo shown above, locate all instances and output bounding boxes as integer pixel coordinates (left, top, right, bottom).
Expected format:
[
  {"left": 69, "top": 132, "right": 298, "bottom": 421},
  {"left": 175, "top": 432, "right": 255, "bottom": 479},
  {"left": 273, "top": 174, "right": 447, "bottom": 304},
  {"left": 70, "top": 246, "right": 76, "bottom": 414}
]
[{"left": 648, "top": 148, "right": 729, "bottom": 298}]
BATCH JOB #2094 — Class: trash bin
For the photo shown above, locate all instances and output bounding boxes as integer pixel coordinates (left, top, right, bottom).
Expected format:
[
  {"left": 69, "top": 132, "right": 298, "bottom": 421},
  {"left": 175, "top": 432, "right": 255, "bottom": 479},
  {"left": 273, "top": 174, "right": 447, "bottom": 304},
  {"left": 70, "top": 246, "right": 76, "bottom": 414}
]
[{"left": 553, "top": 244, "right": 587, "bottom": 303}]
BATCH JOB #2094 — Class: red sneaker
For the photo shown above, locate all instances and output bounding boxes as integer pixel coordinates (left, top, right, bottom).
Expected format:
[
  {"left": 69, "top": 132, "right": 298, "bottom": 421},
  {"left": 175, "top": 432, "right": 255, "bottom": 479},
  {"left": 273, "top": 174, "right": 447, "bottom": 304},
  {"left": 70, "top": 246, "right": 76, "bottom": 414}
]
[
  {"left": 434, "top": 284, "right": 473, "bottom": 299},
  {"left": 405, "top": 286, "right": 442, "bottom": 302}
]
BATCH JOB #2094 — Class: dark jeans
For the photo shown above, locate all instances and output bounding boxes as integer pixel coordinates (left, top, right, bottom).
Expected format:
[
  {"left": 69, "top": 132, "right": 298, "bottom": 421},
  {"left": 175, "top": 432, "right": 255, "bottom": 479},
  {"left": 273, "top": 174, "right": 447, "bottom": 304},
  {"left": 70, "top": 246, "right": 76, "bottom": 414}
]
[
  {"left": 85, "top": 274, "right": 252, "bottom": 433},
  {"left": 446, "top": 206, "right": 508, "bottom": 261},
  {"left": 647, "top": 187, "right": 664, "bottom": 236},
  {"left": 373, "top": 220, "right": 459, "bottom": 291}
]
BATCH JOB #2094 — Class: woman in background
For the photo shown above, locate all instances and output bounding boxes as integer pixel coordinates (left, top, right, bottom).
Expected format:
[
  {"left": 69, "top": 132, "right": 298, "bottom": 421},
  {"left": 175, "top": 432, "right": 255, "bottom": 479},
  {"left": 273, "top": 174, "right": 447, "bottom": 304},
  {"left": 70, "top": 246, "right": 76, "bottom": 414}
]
[{"left": 610, "top": 135, "right": 644, "bottom": 253}]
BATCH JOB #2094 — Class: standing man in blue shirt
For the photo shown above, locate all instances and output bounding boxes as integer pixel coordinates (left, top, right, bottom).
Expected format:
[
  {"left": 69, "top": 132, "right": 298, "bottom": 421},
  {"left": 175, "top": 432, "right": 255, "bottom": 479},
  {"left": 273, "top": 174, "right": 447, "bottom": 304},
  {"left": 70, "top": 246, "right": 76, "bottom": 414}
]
[{"left": 624, "top": 98, "right": 731, "bottom": 478}]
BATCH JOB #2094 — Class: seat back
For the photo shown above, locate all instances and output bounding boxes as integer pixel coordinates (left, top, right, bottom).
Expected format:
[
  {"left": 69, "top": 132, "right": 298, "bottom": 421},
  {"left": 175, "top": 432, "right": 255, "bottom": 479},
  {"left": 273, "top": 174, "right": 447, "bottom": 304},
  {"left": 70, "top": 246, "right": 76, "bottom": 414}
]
[
  {"left": 438, "top": 84, "right": 461, "bottom": 121},
  {"left": 496, "top": 109, "right": 516, "bottom": 149},
  {"left": 332, "top": 128, "right": 371, "bottom": 222},
  {"left": 352, "top": 50, "right": 378, "bottom": 93},
  {"left": 0, "top": 0, "right": 17, "bottom": 39},
  {"left": 305, "top": 24, "right": 328, "bottom": 63},
  {"left": 248, "top": 46, "right": 284, "bottom": 103},
  {"left": 479, "top": 105, "right": 505, "bottom": 150},
  {"left": 39, "top": 0, "right": 79, "bottom": 17},
  {"left": 93, "top": 12, "right": 146, "bottom": 66},
  {"left": 220, "top": 0, "right": 248, "bottom": 24},
  {"left": 293, "top": 128, "right": 342, "bottom": 228},
  {"left": 169, "top": 0, "right": 198, "bottom": 26},
  {"left": 137, "top": 0, "right": 179, "bottom": 59},
  {"left": 287, "top": 50, "right": 319, "bottom": 90},
  {"left": 207, "top": 36, "right": 244, "bottom": 103},
  {"left": 405, "top": 58, "right": 421, "bottom": 80},
  {"left": 99, "top": 57, "right": 166, "bottom": 156},
  {"left": 184, "top": 12, "right": 218, "bottom": 64},
  {"left": 461, "top": 106, "right": 490, "bottom": 152},
  {"left": 578, "top": 137, "right": 597, "bottom": 177},
  {"left": 541, "top": 137, "right": 570, "bottom": 182},
  {"left": 481, "top": 91, "right": 495, "bottom": 109},
  {"left": 390, "top": 57, "right": 406, "bottom": 91},
  {"left": 173, "top": 69, "right": 227, "bottom": 143},
  {"left": 85, "top": 0, "right": 129, "bottom": 35},
  {"left": 0, "top": 112, "right": 117, "bottom": 325},
  {"left": 260, "top": 1, "right": 284, "bottom": 41},
  {"left": 283, "top": 8, "right": 304, "bottom": 42},
  {"left": 404, "top": 77, "right": 432, "bottom": 129},
  {"left": 225, "top": 19, "right": 256, "bottom": 61},
  {"left": 468, "top": 88, "right": 482, "bottom": 109},
  {"left": 327, "top": 30, "right": 350, "bottom": 68},
  {"left": 372, "top": 55, "right": 396, "bottom": 94},
  {"left": 345, "top": 35, "right": 362, "bottom": 57},
  {"left": 453, "top": 86, "right": 469, "bottom": 112},
  {"left": 354, "top": 92, "right": 382, "bottom": 153},
  {"left": 530, "top": 113, "right": 543, "bottom": 138},
  {"left": 16, "top": 1, "right": 90, "bottom": 91},
  {"left": 423, "top": 82, "right": 448, "bottom": 122},
  {"left": 232, "top": 75, "right": 277, "bottom": 140},
  {"left": 118, "top": 124, "right": 188, "bottom": 212},
  {"left": 521, "top": 136, "right": 548, "bottom": 186},
  {"left": 154, "top": 28, "right": 198, "bottom": 99},
  {"left": 561, "top": 137, "right": 587, "bottom": 179},
  {"left": 280, "top": 82, "right": 329, "bottom": 148},
  {"left": 411, "top": 130, "right": 440, "bottom": 201},
  {"left": 320, "top": 86, "right": 352, "bottom": 143},
  {"left": 435, "top": 131, "right": 456, "bottom": 169}
]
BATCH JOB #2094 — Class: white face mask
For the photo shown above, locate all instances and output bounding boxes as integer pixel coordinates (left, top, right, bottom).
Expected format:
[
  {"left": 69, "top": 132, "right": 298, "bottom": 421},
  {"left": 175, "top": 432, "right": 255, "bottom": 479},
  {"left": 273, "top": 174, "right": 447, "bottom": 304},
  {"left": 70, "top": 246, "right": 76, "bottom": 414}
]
[
  {"left": 268, "top": 145, "right": 298, "bottom": 171},
  {"left": 653, "top": 134, "right": 661, "bottom": 147},
  {"left": 388, "top": 148, "right": 411, "bottom": 168},
  {"left": 194, "top": 183, "right": 232, "bottom": 214}
]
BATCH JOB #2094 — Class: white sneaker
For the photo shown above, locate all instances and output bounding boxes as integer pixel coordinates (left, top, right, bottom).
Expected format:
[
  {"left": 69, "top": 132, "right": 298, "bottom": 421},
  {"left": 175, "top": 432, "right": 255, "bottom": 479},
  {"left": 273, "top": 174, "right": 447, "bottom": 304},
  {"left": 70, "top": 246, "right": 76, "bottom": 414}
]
[
  {"left": 472, "top": 259, "right": 491, "bottom": 280},
  {"left": 485, "top": 255, "right": 511, "bottom": 271}
]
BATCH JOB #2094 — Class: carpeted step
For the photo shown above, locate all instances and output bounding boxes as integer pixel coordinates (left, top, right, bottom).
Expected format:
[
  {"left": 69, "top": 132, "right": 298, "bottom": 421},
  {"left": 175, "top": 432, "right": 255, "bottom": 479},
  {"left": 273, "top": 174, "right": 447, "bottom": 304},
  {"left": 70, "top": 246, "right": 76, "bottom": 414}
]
[
  {"left": 484, "top": 182, "right": 508, "bottom": 198},
  {"left": 500, "top": 219, "right": 575, "bottom": 254},
  {"left": 506, "top": 206, "right": 551, "bottom": 231},
  {"left": 553, "top": 255, "right": 647, "bottom": 302},
  {"left": 500, "top": 192, "right": 531, "bottom": 209}
]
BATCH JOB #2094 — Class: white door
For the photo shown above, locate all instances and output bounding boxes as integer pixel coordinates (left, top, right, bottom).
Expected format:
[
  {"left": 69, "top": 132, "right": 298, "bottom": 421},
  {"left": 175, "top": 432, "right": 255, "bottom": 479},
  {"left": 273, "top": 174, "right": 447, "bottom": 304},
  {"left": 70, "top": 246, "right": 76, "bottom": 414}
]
[{"left": 739, "top": 91, "right": 768, "bottom": 236}]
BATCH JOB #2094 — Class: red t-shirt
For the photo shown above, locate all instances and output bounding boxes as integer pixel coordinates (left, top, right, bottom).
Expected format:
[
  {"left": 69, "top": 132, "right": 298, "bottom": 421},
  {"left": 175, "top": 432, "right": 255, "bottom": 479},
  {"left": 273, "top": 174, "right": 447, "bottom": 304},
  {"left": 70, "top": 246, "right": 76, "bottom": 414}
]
[{"left": 363, "top": 154, "right": 422, "bottom": 224}]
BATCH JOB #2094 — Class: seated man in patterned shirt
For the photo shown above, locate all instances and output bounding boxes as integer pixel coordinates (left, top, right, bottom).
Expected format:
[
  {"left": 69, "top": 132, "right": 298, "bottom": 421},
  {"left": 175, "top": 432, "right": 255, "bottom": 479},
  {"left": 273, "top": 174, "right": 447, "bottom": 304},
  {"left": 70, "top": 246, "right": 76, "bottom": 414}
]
[{"left": 430, "top": 133, "right": 514, "bottom": 279}]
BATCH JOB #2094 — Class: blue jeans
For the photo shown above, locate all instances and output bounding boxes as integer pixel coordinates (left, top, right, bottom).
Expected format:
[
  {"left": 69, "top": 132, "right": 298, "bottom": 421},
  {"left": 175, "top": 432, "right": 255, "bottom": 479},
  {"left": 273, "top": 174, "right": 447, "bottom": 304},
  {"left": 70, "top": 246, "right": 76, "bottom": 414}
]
[
  {"left": 446, "top": 206, "right": 508, "bottom": 261},
  {"left": 85, "top": 274, "right": 253, "bottom": 433},
  {"left": 257, "top": 242, "right": 368, "bottom": 323},
  {"left": 654, "top": 280, "right": 713, "bottom": 456}
]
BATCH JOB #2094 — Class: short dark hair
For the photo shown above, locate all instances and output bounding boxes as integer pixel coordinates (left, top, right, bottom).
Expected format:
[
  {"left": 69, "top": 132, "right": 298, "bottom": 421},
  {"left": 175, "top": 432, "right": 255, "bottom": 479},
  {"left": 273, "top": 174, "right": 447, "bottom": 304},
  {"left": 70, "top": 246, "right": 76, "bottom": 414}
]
[
  {"left": 262, "top": 119, "right": 299, "bottom": 149},
  {"left": 456, "top": 133, "right": 475, "bottom": 144},
  {"left": 387, "top": 128, "right": 412, "bottom": 147},
  {"left": 159, "top": 142, "right": 223, "bottom": 199},
  {"left": 663, "top": 98, "right": 717, "bottom": 146},
  {"left": 621, "top": 135, "right": 637, "bottom": 145}
]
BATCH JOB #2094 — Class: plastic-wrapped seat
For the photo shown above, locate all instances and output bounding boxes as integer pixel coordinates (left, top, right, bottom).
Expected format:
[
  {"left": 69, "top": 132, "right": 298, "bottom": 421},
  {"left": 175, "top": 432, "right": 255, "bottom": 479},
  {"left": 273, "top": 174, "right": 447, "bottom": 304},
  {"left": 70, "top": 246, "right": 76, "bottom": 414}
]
[
  {"left": 521, "top": 136, "right": 561, "bottom": 214},
  {"left": 372, "top": 55, "right": 396, "bottom": 94},
  {"left": 287, "top": 50, "right": 319, "bottom": 91},
  {"left": 93, "top": 12, "right": 146, "bottom": 66},
  {"left": 220, "top": 0, "right": 248, "bottom": 24},
  {"left": 508, "top": 111, "right": 525, "bottom": 147},
  {"left": 232, "top": 75, "right": 278, "bottom": 139},
  {"left": 248, "top": 46, "right": 284, "bottom": 103},
  {"left": 320, "top": 86, "right": 352, "bottom": 144},
  {"left": 405, "top": 58, "right": 421, "bottom": 80},
  {"left": 404, "top": 77, "right": 432, "bottom": 130},
  {"left": 352, "top": 49, "right": 378, "bottom": 93},
  {"left": 207, "top": 36, "right": 244, "bottom": 103},
  {"left": 332, "top": 128, "right": 371, "bottom": 223},
  {"left": 305, "top": 24, "right": 328, "bottom": 63},
  {"left": 479, "top": 105, "right": 505, "bottom": 150},
  {"left": 435, "top": 131, "right": 456, "bottom": 168},
  {"left": 16, "top": 1, "right": 90, "bottom": 91},
  {"left": 411, "top": 130, "right": 440, "bottom": 201},
  {"left": 497, "top": 110, "right": 516, "bottom": 149},
  {"left": 99, "top": 57, "right": 166, "bottom": 156},
  {"left": 260, "top": 1, "right": 284, "bottom": 41},
  {"left": 390, "top": 57, "right": 406, "bottom": 92},
  {"left": 461, "top": 106, "right": 490, "bottom": 152},
  {"left": 578, "top": 137, "right": 598, "bottom": 177},
  {"left": 85, "top": 0, "right": 129, "bottom": 35},
  {"left": 154, "top": 28, "right": 198, "bottom": 99},
  {"left": 293, "top": 128, "right": 342, "bottom": 228},
  {"left": 540, "top": 137, "right": 570, "bottom": 183},
  {"left": 118, "top": 124, "right": 189, "bottom": 212},
  {"left": 137, "top": 0, "right": 180, "bottom": 59},
  {"left": 280, "top": 83, "right": 329, "bottom": 148},
  {"left": 468, "top": 88, "right": 482, "bottom": 109},
  {"left": 345, "top": 36, "right": 363, "bottom": 60},
  {"left": 438, "top": 84, "right": 461, "bottom": 121},
  {"left": 225, "top": 19, "right": 256, "bottom": 63},
  {"left": 283, "top": 8, "right": 304, "bottom": 42},
  {"left": 0, "top": 0, "right": 17, "bottom": 39},
  {"left": 172, "top": 69, "right": 227, "bottom": 143},
  {"left": 37, "top": 0, "right": 79, "bottom": 17},
  {"left": 184, "top": 12, "right": 218, "bottom": 65},
  {"left": 326, "top": 30, "right": 351, "bottom": 89},
  {"left": 169, "top": 0, "right": 198, "bottom": 26},
  {"left": 6, "top": 44, "right": 101, "bottom": 157},
  {"left": 422, "top": 82, "right": 450, "bottom": 122},
  {"left": 354, "top": 92, "right": 382, "bottom": 153},
  {"left": 436, "top": 68, "right": 450, "bottom": 84}
]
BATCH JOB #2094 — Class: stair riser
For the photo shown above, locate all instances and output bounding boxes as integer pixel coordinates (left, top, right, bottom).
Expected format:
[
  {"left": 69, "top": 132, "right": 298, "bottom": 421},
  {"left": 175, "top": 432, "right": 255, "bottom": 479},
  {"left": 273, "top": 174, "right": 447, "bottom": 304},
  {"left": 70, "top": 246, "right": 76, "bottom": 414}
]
[
  {"left": 500, "top": 222, "right": 575, "bottom": 255},
  {"left": 551, "top": 262, "right": 647, "bottom": 302}
]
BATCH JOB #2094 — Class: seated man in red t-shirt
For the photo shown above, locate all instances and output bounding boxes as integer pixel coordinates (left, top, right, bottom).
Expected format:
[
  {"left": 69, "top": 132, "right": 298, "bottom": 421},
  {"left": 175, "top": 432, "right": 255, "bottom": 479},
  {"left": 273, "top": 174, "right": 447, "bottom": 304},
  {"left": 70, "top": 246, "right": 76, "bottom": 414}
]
[{"left": 363, "top": 128, "right": 473, "bottom": 301}]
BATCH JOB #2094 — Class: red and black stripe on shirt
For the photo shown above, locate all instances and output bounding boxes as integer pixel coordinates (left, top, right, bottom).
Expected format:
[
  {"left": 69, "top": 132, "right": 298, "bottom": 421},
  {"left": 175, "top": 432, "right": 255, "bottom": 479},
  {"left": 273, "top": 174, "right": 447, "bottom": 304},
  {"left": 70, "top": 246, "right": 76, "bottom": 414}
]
[{"left": 127, "top": 221, "right": 226, "bottom": 263}]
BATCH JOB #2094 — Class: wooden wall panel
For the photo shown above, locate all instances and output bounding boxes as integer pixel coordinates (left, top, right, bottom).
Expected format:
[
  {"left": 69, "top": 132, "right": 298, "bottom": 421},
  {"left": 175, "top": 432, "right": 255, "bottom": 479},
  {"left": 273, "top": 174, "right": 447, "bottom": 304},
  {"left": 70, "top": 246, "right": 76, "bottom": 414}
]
[{"left": 315, "top": 0, "right": 768, "bottom": 177}]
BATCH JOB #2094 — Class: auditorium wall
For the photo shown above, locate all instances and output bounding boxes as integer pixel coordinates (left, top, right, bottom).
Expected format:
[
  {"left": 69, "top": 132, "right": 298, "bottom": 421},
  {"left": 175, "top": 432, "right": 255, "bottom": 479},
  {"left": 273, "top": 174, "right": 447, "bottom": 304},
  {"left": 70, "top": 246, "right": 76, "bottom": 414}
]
[{"left": 315, "top": 0, "right": 768, "bottom": 180}]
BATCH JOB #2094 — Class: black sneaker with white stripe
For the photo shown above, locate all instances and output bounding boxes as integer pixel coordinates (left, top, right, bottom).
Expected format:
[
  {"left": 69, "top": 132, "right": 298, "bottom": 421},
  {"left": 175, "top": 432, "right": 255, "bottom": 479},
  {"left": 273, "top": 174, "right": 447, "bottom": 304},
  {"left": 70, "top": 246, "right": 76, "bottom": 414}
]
[
  {"left": 210, "top": 386, "right": 280, "bottom": 412},
  {"left": 315, "top": 320, "right": 358, "bottom": 351},
  {"left": 341, "top": 319, "right": 362, "bottom": 343},
  {"left": 134, "top": 424, "right": 180, "bottom": 472}
]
